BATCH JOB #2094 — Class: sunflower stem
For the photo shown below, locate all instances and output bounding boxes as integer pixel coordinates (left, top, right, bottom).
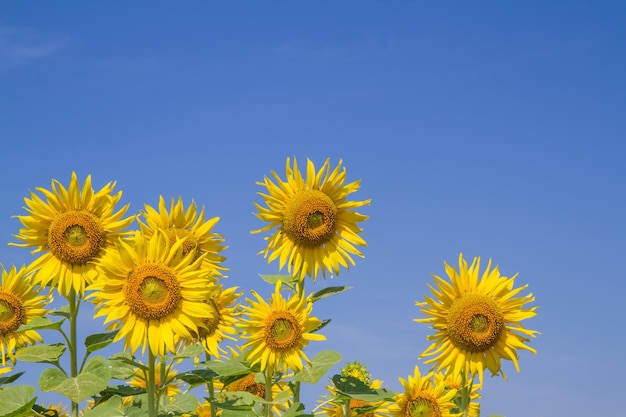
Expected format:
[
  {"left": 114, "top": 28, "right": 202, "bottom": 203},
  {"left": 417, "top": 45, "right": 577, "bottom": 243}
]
[
  {"left": 205, "top": 352, "right": 218, "bottom": 417},
  {"left": 147, "top": 350, "right": 157, "bottom": 417},
  {"left": 68, "top": 289, "right": 80, "bottom": 417},
  {"left": 343, "top": 398, "right": 351, "bottom": 417},
  {"left": 265, "top": 367, "right": 273, "bottom": 417}
]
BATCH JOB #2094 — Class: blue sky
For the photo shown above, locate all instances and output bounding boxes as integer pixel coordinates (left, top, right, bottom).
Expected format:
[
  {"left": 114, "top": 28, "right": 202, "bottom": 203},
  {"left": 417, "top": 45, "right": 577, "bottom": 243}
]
[{"left": 1, "top": 2, "right": 625, "bottom": 416}]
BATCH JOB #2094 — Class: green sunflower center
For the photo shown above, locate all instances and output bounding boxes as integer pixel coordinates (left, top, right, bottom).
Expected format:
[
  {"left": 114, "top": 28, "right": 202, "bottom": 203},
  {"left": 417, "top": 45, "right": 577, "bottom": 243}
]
[
  {"left": 283, "top": 190, "right": 337, "bottom": 247},
  {"left": 406, "top": 397, "right": 440, "bottom": 417},
  {"left": 447, "top": 293, "right": 504, "bottom": 352},
  {"left": 48, "top": 210, "right": 105, "bottom": 265},
  {"left": 265, "top": 311, "right": 301, "bottom": 349},
  {"left": 125, "top": 264, "right": 181, "bottom": 320},
  {"left": 165, "top": 228, "right": 200, "bottom": 259},
  {"left": 197, "top": 299, "right": 221, "bottom": 338},
  {"left": 0, "top": 293, "right": 25, "bottom": 334}
]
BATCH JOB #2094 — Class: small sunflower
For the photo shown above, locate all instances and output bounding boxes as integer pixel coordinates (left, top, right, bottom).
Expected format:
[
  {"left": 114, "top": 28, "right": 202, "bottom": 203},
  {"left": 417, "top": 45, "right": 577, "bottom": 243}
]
[
  {"left": 389, "top": 366, "right": 457, "bottom": 417},
  {"left": 252, "top": 157, "right": 370, "bottom": 281},
  {"left": 139, "top": 196, "right": 227, "bottom": 278},
  {"left": 433, "top": 372, "right": 480, "bottom": 417},
  {"left": 239, "top": 280, "right": 326, "bottom": 373},
  {"left": 39, "top": 402, "right": 70, "bottom": 417},
  {"left": 0, "top": 264, "right": 49, "bottom": 365},
  {"left": 11, "top": 172, "right": 134, "bottom": 296},
  {"left": 180, "top": 284, "right": 242, "bottom": 359},
  {"left": 415, "top": 253, "right": 538, "bottom": 386},
  {"left": 87, "top": 230, "right": 216, "bottom": 356}
]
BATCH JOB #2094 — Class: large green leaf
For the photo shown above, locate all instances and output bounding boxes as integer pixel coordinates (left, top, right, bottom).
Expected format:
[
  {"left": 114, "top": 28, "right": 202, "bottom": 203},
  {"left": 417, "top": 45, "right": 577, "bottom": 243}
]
[
  {"left": 107, "top": 353, "right": 137, "bottom": 380},
  {"left": 332, "top": 375, "right": 394, "bottom": 402},
  {"left": 15, "top": 343, "right": 66, "bottom": 364},
  {"left": 172, "top": 343, "right": 205, "bottom": 359},
  {"left": 176, "top": 369, "right": 218, "bottom": 387},
  {"left": 204, "top": 357, "right": 250, "bottom": 377},
  {"left": 0, "top": 371, "right": 24, "bottom": 386},
  {"left": 85, "top": 331, "right": 119, "bottom": 354},
  {"left": 293, "top": 350, "right": 342, "bottom": 384},
  {"left": 0, "top": 385, "right": 37, "bottom": 417},
  {"left": 160, "top": 393, "right": 199, "bottom": 414},
  {"left": 39, "top": 356, "right": 111, "bottom": 403},
  {"left": 81, "top": 396, "right": 126, "bottom": 417},
  {"left": 17, "top": 316, "right": 63, "bottom": 332},
  {"left": 311, "top": 286, "right": 352, "bottom": 302}
]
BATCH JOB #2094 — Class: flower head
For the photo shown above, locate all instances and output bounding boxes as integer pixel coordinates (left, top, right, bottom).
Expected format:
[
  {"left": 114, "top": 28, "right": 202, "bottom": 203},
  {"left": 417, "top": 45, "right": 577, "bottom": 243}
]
[
  {"left": 389, "top": 366, "right": 458, "bottom": 417},
  {"left": 239, "top": 280, "right": 326, "bottom": 373},
  {"left": 11, "top": 172, "right": 134, "bottom": 296},
  {"left": 0, "top": 264, "right": 50, "bottom": 365},
  {"left": 88, "top": 230, "right": 216, "bottom": 356},
  {"left": 416, "top": 253, "right": 538, "bottom": 386},
  {"left": 252, "top": 157, "right": 370, "bottom": 281},
  {"left": 139, "top": 196, "right": 227, "bottom": 278}
]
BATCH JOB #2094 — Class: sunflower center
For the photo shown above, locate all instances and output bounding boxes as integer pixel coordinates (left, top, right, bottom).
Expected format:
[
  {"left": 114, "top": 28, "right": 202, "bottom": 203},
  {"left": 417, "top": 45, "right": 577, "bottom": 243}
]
[
  {"left": 165, "top": 228, "right": 200, "bottom": 259},
  {"left": 283, "top": 190, "right": 337, "bottom": 247},
  {"left": 230, "top": 373, "right": 266, "bottom": 398},
  {"left": 265, "top": 311, "right": 301, "bottom": 349},
  {"left": 0, "top": 293, "right": 25, "bottom": 334},
  {"left": 406, "top": 397, "right": 440, "bottom": 417},
  {"left": 197, "top": 299, "right": 221, "bottom": 338},
  {"left": 48, "top": 210, "right": 105, "bottom": 265},
  {"left": 125, "top": 264, "right": 181, "bottom": 320},
  {"left": 447, "top": 294, "right": 504, "bottom": 352}
]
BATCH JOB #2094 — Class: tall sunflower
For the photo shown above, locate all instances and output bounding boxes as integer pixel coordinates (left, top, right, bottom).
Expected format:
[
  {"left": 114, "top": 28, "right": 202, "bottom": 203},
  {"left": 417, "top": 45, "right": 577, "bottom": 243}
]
[
  {"left": 87, "top": 230, "right": 216, "bottom": 356},
  {"left": 179, "top": 284, "right": 242, "bottom": 359},
  {"left": 389, "top": 366, "right": 458, "bottom": 417},
  {"left": 11, "top": 172, "right": 134, "bottom": 296},
  {"left": 252, "top": 157, "right": 370, "bottom": 281},
  {"left": 0, "top": 264, "right": 50, "bottom": 365},
  {"left": 415, "top": 253, "right": 538, "bottom": 386},
  {"left": 138, "top": 196, "right": 227, "bottom": 278},
  {"left": 239, "top": 280, "right": 326, "bottom": 373}
]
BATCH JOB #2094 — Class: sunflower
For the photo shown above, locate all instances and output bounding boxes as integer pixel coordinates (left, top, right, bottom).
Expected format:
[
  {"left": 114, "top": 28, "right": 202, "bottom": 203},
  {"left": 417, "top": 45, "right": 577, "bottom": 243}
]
[
  {"left": 38, "top": 402, "right": 70, "bottom": 417},
  {"left": 0, "top": 264, "right": 50, "bottom": 365},
  {"left": 179, "top": 284, "right": 242, "bottom": 359},
  {"left": 239, "top": 280, "right": 326, "bottom": 373},
  {"left": 433, "top": 372, "right": 480, "bottom": 417},
  {"left": 415, "top": 253, "right": 538, "bottom": 386},
  {"left": 219, "top": 371, "right": 290, "bottom": 416},
  {"left": 138, "top": 196, "right": 227, "bottom": 278},
  {"left": 87, "top": 230, "right": 216, "bottom": 356},
  {"left": 11, "top": 172, "right": 134, "bottom": 296},
  {"left": 389, "top": 366, "right": 458, "bottom": 417},
  {"left": 252, "top": 157, "right": 370, "bottom": 281}
]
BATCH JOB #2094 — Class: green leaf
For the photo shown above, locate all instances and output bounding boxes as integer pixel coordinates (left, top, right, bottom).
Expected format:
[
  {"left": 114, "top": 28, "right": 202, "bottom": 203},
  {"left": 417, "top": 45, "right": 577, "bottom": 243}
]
[
  {"left": 293, "top": 350, "right": 342, "bottom": 384},
  {"left": 160, "top": 393, "right": 199, "bottom": 414},
  {"left": 15, "top": 343, "right": 66, "bottom": 364},
  {"left": 214, "top": 391, "right": 258, "bottom": 411},
  {"left": 16, "top": 316, "right": 62, "bottom": 332},
  {"left": 107, "top": 355, "right": 148, "bottom": 372},
  {"left": 0, "top": 385, "right": 37, "bottom": 417},
  {"left": 311, "top": 286, "right": 352, "bottom": 302},
  {"left": 107, "top": 353, "right": 138, "bottom": 380},
  {"left": 39, "top": 356, "right": 111, "bottom": 403},
  {"left": 172, "top": 343, "right": 205, "bottom": 359},
  {"left": 204, "top": 357, "right": 251, "bottom": 378},
  {"left": 93, "top": 385, "right": 145, "bottom": 407},
  {"left": 85, "top": 331, "right": 119, "bottom": 354},
  {"left": 258, "top": 274, "right": 298, "bottom": 288},
  {"left": 281, "top": 402, "right": 314, "bottom": 417},
  {"left": 176, "top": 369, "right": 218, "bottom": 387},
  {"left": 0, "top": 371, "right": 24, "bottom": 386},
  {"left": 332, "top": 375, "right": 394, "bottom": 402},
  {"left": 82, "top": 395, "right": 126, "bottom": 417},
  {"left": 50, "top": 305, "right": 71, "bottom": 319}
]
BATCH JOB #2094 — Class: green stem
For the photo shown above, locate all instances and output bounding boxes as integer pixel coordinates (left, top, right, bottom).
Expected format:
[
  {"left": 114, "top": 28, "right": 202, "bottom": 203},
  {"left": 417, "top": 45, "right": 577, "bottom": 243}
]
[
  {"left": 68, "top": 289, "right": 80, "bottom": 417},
  {"left": 147, "top": 350, "right": 157, "bottom": 417},
  {"left": 343, "top": 398, "right": 351, "bottom": 417},
  {"left": 205, "top": 352, "right": 218, "bottom": 417},
  {"left": 265, "top": 367, "right": 273, "bottom": 417}
]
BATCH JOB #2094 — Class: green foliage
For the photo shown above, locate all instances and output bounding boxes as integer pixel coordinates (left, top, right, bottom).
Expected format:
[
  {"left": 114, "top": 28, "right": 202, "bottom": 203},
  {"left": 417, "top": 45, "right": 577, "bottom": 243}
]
[
  {"left": 85, "top": 331, "right": 119, "bottom": 354},
  {"left": 311, "top": 286, "right": 352, "bottom": 302},
  {"left": 293, "top": 350, "right": 342, "bottom": 384},
  {"left": 82, "top": 395, "right": 126, "bottom": 417},
  {"left": 14, "top": 343, "right": 66, "bottom": 364},
  {"left": 332, "top": 375, "right": 394, "bottom": 402},
  {"left": 39, "top": 356, "right": 111, "bottom": 403},
  {"left": 16, "top": 316, "right": 63, "bottom": 332},
  {"left": 0, "top": 385, "right": 37, "bottom": 417},
  {"left": 176, "top": 369, "right": 219, "bottom": 387}
]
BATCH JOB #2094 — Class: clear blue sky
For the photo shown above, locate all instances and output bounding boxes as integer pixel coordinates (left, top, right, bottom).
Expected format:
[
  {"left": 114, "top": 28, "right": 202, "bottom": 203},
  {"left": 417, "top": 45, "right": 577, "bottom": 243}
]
[{"left": 1, "top": 2, "right": 625, "bottom": 416}]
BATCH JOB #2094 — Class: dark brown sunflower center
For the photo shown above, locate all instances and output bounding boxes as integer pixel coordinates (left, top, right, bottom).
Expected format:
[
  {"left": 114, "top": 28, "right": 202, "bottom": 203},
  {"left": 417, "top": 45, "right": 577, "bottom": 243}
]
[
  {"left": 0, "top": 293, "right": 25, "bottom": 334},
  {"left": 164, "top": 228, "right": 200, "bottom": 259},
  {"left": 48, "top": 210, "right": 105, "bottom": 265},
  {"left": 125, "top": 264, "right": 181, "bottom": 320},
  {"left": 406, "top": 396, "right": 440, "bottom": 417},
  {"left": 197, "top": 299, "right": 220, "bottom": 338},
  {"left": 447, "top": 294, "right": 504, "bottom": 352},
  {"left": 265, "top": 311, "right": 301, "bottom": 350},
  {"left": 228, "top": 373, "right": 265, "bottom": 398},
  {"left": 283, "top": 190, "right": 337, "bottom": 247}
]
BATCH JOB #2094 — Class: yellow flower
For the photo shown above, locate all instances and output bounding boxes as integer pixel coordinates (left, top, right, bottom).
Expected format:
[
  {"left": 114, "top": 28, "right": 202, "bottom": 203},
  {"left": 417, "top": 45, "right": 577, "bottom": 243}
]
[
  {"left": 389, "top": 366, "right": 458, "bottom": 417},
  {"left": 87, "top": 230, "right": 216, "bottom": 356},
  {"left": 180, "top": 284, "right": 242, "bottom": 359},
  {"left": 39, "top": 402, "right": 70, "bottom": 417},
  {"left": 11, "top": 172, "right": 134, "bottom": 296},
  {"left": 194, "top": 402, "right": 216, "bottom": 417},
  {"left": 415, "top": 253, "right": 538, "bottom": 386},
  {"left": 219, "top": 372, "right": 290, "bottom": 416},
  {"left": 434, "top": 372, "right": 481, "bottom": 417},
  {"left": 240, "top": 280, "right": 326, "bottom": 373},
  {"left": 139, "top": 196, "right": 227, "bottom": 278},
  {"left": 252, "top": 157, "right": 370, "bottom": 281},
  {"left": 0, "top": 264, "right": 49, "bottom": 365}
]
